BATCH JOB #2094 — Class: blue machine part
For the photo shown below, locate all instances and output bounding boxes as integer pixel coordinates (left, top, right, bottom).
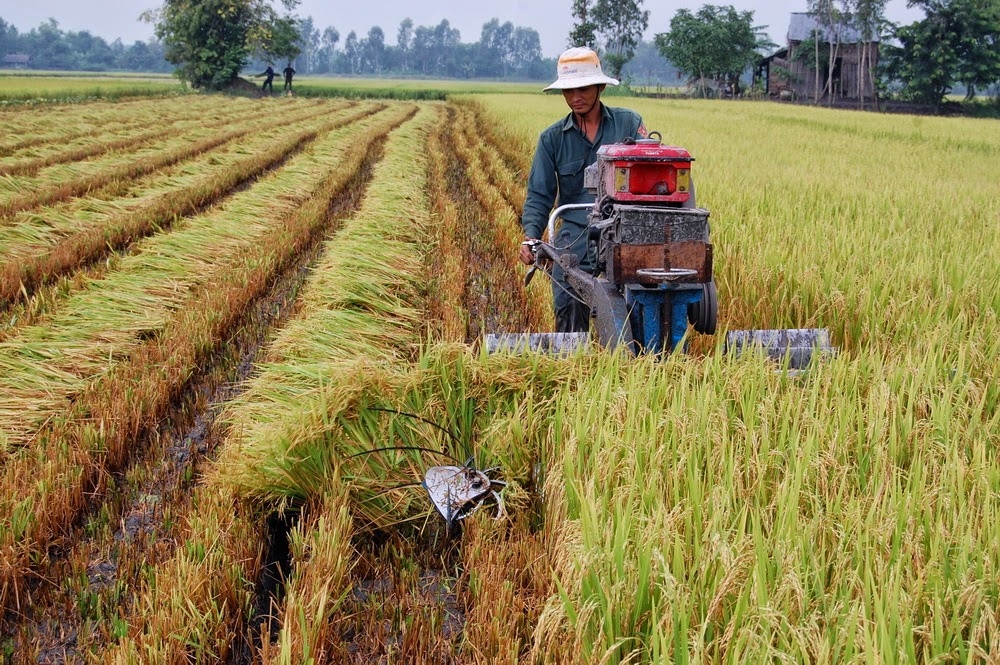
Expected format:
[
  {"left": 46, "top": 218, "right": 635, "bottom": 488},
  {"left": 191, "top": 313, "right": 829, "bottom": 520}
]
[{"left": 624, "top": 283, "right": 704, "bottom": 354}]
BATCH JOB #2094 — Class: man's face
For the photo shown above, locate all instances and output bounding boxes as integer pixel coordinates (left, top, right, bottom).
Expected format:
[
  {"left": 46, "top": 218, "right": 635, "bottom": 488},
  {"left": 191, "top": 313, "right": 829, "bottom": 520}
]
[{"left": 562, "top": 85, "right": 602, "bottom": 115}]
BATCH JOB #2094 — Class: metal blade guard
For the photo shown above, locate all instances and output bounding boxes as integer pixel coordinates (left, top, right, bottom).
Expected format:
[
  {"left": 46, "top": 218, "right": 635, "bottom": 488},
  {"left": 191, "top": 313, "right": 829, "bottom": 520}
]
[{"left": 725, "top": 329, "right": 836, "bottom": 370}]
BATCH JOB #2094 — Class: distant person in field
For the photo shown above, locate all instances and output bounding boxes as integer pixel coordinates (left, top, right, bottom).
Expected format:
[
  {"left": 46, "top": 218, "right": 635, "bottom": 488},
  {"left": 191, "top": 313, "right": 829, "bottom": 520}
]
[
  {"left": 257, "top": 65, "right": 275, "bottom": 94},
  {"left": 283, "top": 64, "right": 296, "bottom": 92},
  {"left": 518, "top": 47, "right": 647, "bottom": 333}
]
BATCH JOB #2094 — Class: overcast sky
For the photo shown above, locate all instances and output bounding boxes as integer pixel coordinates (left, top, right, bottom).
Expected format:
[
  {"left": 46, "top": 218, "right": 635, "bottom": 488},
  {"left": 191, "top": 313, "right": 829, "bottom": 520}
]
[{"left": 4, "top": 0, "right": 924, "bottom": 59}]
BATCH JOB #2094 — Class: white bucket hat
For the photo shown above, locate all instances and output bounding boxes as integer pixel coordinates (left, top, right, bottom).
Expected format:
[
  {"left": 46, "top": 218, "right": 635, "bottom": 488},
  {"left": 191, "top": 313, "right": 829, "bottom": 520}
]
[{"left": 543, "top": 47, "right": 620, "bottom": 91}]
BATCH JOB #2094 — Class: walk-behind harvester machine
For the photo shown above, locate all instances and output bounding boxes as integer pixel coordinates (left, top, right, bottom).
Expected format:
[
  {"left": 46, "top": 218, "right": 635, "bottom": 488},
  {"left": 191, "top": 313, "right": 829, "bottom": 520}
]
[{"left": 486, "top": 132, "right": 834, "bottom": 368}]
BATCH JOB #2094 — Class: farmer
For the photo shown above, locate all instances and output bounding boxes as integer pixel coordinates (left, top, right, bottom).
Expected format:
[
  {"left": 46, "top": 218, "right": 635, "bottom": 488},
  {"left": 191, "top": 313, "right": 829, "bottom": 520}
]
[
  {"left": 283, "top": 64, "right": 295, "bottom": 92},
  {"left": 257, "top": 65, "right": 275, "bottom": 94},
  {"left": 518, "top": 47, "right": 648, "bottom": 333}
]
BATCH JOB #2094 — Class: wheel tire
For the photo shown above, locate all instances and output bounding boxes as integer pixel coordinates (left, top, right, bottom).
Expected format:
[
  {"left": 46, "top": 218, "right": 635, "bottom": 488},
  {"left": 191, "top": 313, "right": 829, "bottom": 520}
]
[{"left": 688, "top": 280, "right": 718, "bottom": 335}]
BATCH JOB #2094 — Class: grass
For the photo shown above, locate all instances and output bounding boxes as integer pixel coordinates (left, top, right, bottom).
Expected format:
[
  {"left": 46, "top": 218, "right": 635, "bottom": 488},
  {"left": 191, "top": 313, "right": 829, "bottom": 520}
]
[{"left": 293, "top": 76, "right": 542, "bottom": 96}]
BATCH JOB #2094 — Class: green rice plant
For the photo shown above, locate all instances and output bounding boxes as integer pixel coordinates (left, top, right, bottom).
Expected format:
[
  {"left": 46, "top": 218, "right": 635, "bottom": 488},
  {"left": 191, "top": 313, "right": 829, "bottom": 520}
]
[
  {"left": 518, "top": 346, "right": 998, "bottom": 662},
  {"left": 0, "top": 74, "right": 187, "bottom": 106},
  {"left": 293, "top": 76, "right": 541, "bottom": 98},
  {"left": 293, "top": 84, "right": 448, "bottom": 101},
  {"left": 475, "top": 94, "right": 1000, "bottom": 361},
  {"left": 455, "top": 94, "right": 1000, "bottom": 660}
]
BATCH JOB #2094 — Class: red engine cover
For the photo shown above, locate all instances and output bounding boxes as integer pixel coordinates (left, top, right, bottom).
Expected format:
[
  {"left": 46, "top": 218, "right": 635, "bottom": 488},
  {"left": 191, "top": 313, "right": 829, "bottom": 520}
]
[{"left": 596, "top": 139, "right": 693, "bottom": 204}]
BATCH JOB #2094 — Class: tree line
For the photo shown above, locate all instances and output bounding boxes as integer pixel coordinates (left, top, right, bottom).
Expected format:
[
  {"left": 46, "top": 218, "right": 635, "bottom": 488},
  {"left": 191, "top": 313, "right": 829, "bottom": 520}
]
[
  {"left": 6, "top": 0, "right": 996, "bottom": 112},
  {"left": 645, "top": 0, "right": 999, "bottom": 109},
  {"left": 265, "top": 17, "right": 551, "bottom": 80},
  {"left": 882, "top": 0, "right": 1000, "bottom": 109},
  {"left": 0, "top": 12, "right": 552, "bottom": 82},
  {"left": 0, "top": 6, "right": 674, "bottom": 87},
  {"left": 0, "top": 17, "right": 171, "bottom": 72}
]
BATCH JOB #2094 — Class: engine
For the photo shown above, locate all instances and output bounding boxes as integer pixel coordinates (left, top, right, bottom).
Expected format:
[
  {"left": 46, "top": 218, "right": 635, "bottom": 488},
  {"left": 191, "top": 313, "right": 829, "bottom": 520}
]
[{"left": 585, "top": 133, "right": 713, "bottom": 291}]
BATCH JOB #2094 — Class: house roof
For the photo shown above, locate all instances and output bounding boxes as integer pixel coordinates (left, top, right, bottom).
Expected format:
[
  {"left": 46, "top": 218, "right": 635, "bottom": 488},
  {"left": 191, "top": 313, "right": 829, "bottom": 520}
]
[
  {"left": 787, "top": 12, "right": 880, "bottom": 44},
  {"left": 757, "top": 48, "right": 789, "bottom": 68},
  {"left": 3, "top": 54, "right": 31, "bottom": 64}
]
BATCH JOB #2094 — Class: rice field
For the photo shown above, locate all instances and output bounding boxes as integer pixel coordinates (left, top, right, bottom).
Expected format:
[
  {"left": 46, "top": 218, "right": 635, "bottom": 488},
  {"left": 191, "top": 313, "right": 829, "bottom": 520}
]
[
  {"left": 0, "top": 74, "right": 187, "bottom": 105},
  {"left": 0, "top": 85, "right": 997, "bottom": 664}
]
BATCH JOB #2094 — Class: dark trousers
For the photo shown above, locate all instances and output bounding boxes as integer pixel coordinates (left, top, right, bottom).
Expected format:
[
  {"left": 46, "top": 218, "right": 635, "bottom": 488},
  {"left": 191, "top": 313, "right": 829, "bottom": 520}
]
[
  {"left": 555, "top": 297, "right": 591, "bottom": 333},
  {"left": 551, "top": 222, "right": 594, "bottom": 333}
]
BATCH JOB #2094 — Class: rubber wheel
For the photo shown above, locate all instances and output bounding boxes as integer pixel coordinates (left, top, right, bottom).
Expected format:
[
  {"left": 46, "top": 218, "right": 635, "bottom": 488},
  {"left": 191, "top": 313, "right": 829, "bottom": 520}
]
[{"left": 688, "top": 280, "right": 718, "bottom": 335}]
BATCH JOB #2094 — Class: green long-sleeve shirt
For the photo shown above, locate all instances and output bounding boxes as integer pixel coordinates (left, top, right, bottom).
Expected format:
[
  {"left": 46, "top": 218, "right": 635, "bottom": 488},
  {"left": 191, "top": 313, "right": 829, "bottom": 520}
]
[{"left": 520, "top": 103, "right": 645, "bottom": 244}]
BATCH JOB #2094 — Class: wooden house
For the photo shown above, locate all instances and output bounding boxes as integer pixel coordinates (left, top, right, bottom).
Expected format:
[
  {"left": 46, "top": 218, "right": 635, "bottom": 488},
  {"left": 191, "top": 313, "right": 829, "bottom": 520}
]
[
  {"left": 2, "top": 54, "right": 31, "bottom": 69},
  {"left": 757, "top": 13, "right": 879, "bottom": 100}
]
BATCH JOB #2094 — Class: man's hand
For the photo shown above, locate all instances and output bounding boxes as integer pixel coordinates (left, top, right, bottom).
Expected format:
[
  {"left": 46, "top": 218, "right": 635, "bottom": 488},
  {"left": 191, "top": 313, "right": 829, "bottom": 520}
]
[{"left": 519, "top": 238, "right": 538, "bottom": 266}]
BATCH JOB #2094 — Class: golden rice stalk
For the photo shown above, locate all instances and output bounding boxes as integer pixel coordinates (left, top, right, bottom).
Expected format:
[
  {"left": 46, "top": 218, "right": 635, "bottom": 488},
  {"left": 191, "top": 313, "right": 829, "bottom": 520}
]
[
  {"left": 0, "top": 102, "right": 374, "bottom": 305},
  {"left": 262, "top": 492, "right": 354, "bottom": 663},
  {"left": 0, "top": 105, "right": 422, "bottom": 614},
  {"left": 213, "top": 105, "right": 440, "bottom": 504},
  {"left": 0, "top": 99, "right": 336, "bottom": 220}
]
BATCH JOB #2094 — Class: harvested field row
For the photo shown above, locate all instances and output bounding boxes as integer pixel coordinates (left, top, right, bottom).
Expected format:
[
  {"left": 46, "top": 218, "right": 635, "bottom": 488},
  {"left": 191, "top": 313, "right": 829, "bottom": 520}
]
[
  {"left": 424, "top": 106, "right": 473, "bottom": 342},
  {"left": 8, "top": 243, "right": 317, "bottom": 661},
  {"left": 3, "top": 92, "right": 409, "bottom": 643},
  {"left": 0, "top": 95, "right": 225, "bottom": 155},
  {"left": 0, "top": 97, "right": 322, "bottom": 177},
  {"left": 149, "top": 100, "right": 552, "bottom": 664},
  {"left": 0, "top": 103, "right": 420, "bottom": 616},
  {"left": 0, "top": 101, "right": 380, "bottom": 308},
  {"left": 0, "top": 98, "right": 414, "bottom": 444},
  {"left": 0, "top": 101, "right": 413, "bottom": 453},
  {"left": 444, "top": 103, "right": 542, "bottom": 339},
  {"left": 459, "top": 98, "right": 532, "bottom": 211},
  {"left": 0, "top": 98, "right": 355, "bottom": 257},
  {"left": 0, "top": 98, "right": 330, "bottom": 218},
  {"left": 103, "top": 104, "right": 439, "bottom": 663}
]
